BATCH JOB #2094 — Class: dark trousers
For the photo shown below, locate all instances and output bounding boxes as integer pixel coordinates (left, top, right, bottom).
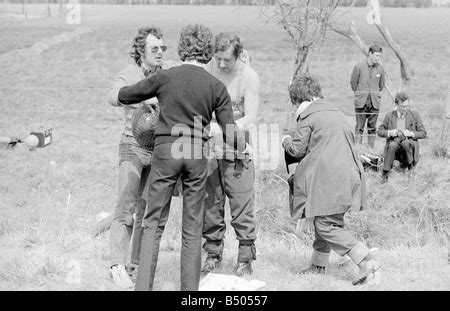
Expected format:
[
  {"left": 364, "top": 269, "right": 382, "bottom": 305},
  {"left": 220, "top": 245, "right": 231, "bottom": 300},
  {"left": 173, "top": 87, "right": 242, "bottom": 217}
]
[
  {"left": 355, "top": 97, "right": 379, "bottom": 148},
  {"left": 134, "top": 143, "right": 208, "bottom": 291},
  {"left": 383, "top": 139, "right": 417, "bottom": 172},
  {"left": 202, "top": 159, "right": 257, "bottom": 262}
]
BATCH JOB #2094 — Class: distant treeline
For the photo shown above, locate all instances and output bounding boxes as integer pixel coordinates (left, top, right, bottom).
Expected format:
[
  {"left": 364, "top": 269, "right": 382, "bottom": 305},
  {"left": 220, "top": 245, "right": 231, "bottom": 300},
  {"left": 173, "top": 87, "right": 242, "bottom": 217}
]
[{"left": 2, "top": 0, "right": 446, "bottom": 8}]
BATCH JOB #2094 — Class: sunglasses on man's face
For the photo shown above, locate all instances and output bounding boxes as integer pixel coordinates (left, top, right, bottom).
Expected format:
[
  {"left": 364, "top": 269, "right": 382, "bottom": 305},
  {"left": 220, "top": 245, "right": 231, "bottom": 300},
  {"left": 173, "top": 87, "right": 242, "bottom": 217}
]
[{"left": 149, "top": 45, "right": 168, "bottom": 53}]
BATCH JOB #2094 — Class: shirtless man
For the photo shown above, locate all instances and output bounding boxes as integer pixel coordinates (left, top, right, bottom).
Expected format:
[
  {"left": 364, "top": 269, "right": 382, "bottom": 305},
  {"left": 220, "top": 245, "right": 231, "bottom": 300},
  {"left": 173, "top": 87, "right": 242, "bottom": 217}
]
[{"left": 202, "top": 32, "right": 260, "bottom": 276}]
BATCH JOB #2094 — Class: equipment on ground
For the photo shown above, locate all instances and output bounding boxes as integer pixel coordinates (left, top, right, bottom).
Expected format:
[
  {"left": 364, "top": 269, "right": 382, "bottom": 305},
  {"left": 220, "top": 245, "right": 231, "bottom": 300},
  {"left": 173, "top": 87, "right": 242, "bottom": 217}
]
[
  {"left": 1, "top": 128, "right": 52, "bottom": 150},
  {"left": 360, "top": 152, "right": 384, "bottom": 172}
]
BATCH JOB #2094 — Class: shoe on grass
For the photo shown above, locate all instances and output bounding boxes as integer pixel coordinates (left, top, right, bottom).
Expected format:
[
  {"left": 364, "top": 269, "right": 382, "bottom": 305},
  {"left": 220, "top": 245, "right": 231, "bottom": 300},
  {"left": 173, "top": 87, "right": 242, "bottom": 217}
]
[
  {"left": 201, "top": 254, "right": 222, "bottom": 274},
  {"left": 110, "top": 264, "right": 134, "bottom": 288},
  {"left": 298, "top": 264, "right": 326, "bottom": 275},
  {"left": 381, "top": 171, "right": 389, "bottom": 184},
  {"left": 352, "top": 259, "right": 381, "bottom": 285},
  {"left": 233, "top": 262, "right": 253, "bottom": 276}
]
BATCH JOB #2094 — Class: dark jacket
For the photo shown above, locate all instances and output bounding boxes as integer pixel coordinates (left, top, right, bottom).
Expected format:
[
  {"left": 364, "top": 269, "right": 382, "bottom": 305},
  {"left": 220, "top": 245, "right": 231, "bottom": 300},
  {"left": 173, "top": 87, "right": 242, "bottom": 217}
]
[
  {"left": 377, "top": 109, "right": 427, "bottom": 165},
  {"left": 350, "top": 60, "right": 385, "bottom": 109},
  {"left": 282, "top": 100, "right": 367, "bottom": 219}
]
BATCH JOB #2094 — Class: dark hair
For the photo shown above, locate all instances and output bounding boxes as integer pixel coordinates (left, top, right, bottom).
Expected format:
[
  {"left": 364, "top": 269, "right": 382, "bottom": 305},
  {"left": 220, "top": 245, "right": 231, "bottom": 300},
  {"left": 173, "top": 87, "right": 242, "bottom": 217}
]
[
  {"left": 369, "top": 44, "right": 383, "bottom": 54},
  {"left": 395, "top": 92, "right": 409, "bottom": 104},
  {"left": 289, "top": 73, "right": 323, "bottom": 105},
  {"left": 215, "top": 32, "right": 243, "bottom": 59},
  {"left": 178, "top": 24, "right": 214, "bottom": 64},
  {"left": 130, "top": 26, "right": 164, "bottom": 66}
]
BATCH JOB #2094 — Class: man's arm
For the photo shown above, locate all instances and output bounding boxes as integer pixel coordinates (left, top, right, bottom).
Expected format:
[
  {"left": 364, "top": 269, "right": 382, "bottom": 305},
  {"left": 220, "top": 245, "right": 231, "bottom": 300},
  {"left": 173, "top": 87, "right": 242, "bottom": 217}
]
[
  {"left": 108, "top": 77, "right": 128, "bottom": 107},
  {"left": 235, "top": 68, "right": 260, "bottom": 132},
  {"left": 377, "top": 113, "right": 391, "bottom": 138},
  {"left": 282, "top": 124, "right": 312, "bottom": 161},
  {"left": 118, "top": 72, "right": 162, "bottom": 106},
  {"left": 379, "top": 66, "right": 386, "bottom": 91},
  {"left": 411, "top": 111, "right": 427, "bottom": 139},
  {"left": 350, "top": 64, "right": 360, "bottom": 92},
  {"left": 214, "top": 85, "right": 246, "bottom": 153}
]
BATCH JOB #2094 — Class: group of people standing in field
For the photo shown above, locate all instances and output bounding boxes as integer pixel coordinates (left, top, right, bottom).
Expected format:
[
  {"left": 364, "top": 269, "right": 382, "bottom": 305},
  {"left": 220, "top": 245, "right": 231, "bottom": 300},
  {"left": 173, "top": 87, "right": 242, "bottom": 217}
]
[{"left": 106, "top": 24, "right": 426, "bottom": 291}]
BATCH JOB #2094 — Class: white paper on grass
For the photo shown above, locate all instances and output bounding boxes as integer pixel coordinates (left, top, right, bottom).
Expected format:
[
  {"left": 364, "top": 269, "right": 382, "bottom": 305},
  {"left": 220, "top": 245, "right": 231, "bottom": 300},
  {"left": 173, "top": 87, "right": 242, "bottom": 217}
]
[{"left": 199, "top": 273, "right": 266, "bottom": 291}]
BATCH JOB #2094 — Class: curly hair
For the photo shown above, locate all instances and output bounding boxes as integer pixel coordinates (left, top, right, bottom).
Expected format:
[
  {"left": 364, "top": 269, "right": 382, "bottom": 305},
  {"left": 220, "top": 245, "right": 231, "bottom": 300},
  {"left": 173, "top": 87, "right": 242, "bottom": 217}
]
[
  {"left": 289, "top": 73, "right": 323, "bottom": 105},
  {"left": 395, "top": 91, "right": 409, "bottom": 104},
  {"left": 215, "top": 32, "right": 243, "bottom": 59},
  {"left": 178, "top": 24, "right": 214, "bottom": 64},
  {"left": 130, "top": 26, "right": 164, "bottom": 66}
]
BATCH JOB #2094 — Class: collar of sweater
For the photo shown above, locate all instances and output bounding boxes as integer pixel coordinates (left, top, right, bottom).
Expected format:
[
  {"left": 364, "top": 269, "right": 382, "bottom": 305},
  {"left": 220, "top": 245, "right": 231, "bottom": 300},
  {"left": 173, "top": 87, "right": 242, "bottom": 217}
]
[
  {"left": 141, "top": 63, "right": 161, "bottom": 77},
  {"left": 183, "top": 60, "right": 206, "bottom": 68}
]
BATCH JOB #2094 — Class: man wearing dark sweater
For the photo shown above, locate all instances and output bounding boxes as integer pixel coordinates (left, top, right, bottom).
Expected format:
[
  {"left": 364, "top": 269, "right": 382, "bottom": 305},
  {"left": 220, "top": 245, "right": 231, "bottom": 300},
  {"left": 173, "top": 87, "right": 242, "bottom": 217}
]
[{"left": 118, "top": 24, "right": 246, "bottom": 291}]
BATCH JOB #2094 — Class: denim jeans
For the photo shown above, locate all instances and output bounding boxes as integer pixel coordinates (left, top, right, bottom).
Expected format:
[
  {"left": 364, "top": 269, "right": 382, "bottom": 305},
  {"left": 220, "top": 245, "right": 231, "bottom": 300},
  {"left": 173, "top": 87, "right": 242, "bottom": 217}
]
[{"left": 110, "top": 134, "right": 152, "bottom": 267}]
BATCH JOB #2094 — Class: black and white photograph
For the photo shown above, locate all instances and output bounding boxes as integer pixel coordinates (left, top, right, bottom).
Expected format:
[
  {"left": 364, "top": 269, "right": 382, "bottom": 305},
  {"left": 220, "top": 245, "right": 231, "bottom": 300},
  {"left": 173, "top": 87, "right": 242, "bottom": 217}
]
[{"left": 0, "top": 0, "right": 449, "bottom": 295}]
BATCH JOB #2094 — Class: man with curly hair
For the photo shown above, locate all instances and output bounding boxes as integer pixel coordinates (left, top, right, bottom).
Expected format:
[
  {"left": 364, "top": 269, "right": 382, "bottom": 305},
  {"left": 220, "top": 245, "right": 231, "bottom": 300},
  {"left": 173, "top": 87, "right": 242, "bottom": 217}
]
[
  {"left": 107, "top": 26, "right": 179, "bottom": 288},
  {"left": 202, "top": 32, "right": 260, "bottom": 276},
  {"left": 118, "top": 24, "right": 246, "bottom": 291}
]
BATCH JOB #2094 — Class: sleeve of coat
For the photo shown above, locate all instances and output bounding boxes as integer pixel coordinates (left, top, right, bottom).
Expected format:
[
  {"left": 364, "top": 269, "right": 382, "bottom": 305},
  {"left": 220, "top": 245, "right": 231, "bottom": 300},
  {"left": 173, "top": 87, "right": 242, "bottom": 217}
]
[
  {"left": 379, "top": 66, "right": 386, "bottom": 91},
  {"left": 282, "top": 124, "right": 312, "bottom": 160},
  {"left": 118, "top": 72, "right": 162, "bottom": 106},
  {"left": 412, "top": 111, "right": 427, "bottom": 139},
  {"left": 377, "top": 113, "right": 390, "bottom": 138},
  {"left": 350, "top": 65, "right": 359, "bottom": 92}
]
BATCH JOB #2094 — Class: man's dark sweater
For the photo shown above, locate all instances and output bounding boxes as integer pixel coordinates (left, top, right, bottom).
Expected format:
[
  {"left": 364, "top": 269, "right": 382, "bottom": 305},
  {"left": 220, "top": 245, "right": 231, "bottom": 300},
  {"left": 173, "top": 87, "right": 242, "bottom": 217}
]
[{"left": 118, "top": 64, "right": 245, "bottom": 151}]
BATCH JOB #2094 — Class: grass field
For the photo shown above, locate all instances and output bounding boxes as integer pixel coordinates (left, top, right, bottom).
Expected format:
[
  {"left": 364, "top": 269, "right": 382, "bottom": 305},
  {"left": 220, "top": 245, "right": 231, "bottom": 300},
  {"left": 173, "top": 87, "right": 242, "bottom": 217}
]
[{"left": 0, "top": 4, "right": 449, "bottom": 291}]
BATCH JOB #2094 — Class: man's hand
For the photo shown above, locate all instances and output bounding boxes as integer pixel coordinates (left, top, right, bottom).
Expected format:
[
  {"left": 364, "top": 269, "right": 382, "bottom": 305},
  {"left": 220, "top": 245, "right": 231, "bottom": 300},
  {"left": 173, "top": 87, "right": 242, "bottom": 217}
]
[
  {"left": 282, "top": 135, "right": 291, "bottom": 144},
  {"left": 243, "top": 143, "right": 253, "bottom": 156},
  {"left": 403, "top": 130, "right": 415, "bottom": 138},
  {"left": 241, "top": 143, "right": 252, "bottom": 169},
  {"left": 234, "top": 143, "right": 252, "bottom": 177},
  {"left": 235, "top": 119, "right": 244, "bottom": 131},
  {"left": 388, "top": 129, "right": 398, "bottom": 137},
  {"left": 209, "top": 122, "right": 222, "bottom": 138}
]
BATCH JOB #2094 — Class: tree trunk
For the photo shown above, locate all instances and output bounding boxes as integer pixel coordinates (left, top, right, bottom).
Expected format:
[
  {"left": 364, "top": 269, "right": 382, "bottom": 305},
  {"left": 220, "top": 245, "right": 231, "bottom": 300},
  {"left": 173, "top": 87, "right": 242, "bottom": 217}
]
[
  {"left": 373, "top": 22, "right": 414, "bottom": 92},
  {"left": 292, "top": 45, "right": 310, "bottom": 83}
]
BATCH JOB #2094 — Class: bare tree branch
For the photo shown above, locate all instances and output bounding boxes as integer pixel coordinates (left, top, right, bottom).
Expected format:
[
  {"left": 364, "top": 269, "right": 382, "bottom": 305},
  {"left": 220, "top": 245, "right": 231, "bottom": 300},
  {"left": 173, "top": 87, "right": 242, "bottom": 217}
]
[
  {"left": 279, "top": 3, "right": 296, "bottom": 41},
  {"left": 271, "top": 0, "right": 341, "bottom": 81},
  {"left": 373, "top": 19, "right": 414, "bottom": 91},
  {"left": 331, "top": 18, "right": 369, "bottom": 56}
]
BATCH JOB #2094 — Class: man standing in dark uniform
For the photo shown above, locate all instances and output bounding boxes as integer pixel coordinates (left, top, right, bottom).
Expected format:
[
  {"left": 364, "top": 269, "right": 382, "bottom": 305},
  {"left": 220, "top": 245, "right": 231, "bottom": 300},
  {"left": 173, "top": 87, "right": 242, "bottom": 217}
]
[
  {"left": 117, "top": 24, "right": 246, "bottom": 291},
  {"left": 350, "top": 44, "right": 386, "bottom": 149}
]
